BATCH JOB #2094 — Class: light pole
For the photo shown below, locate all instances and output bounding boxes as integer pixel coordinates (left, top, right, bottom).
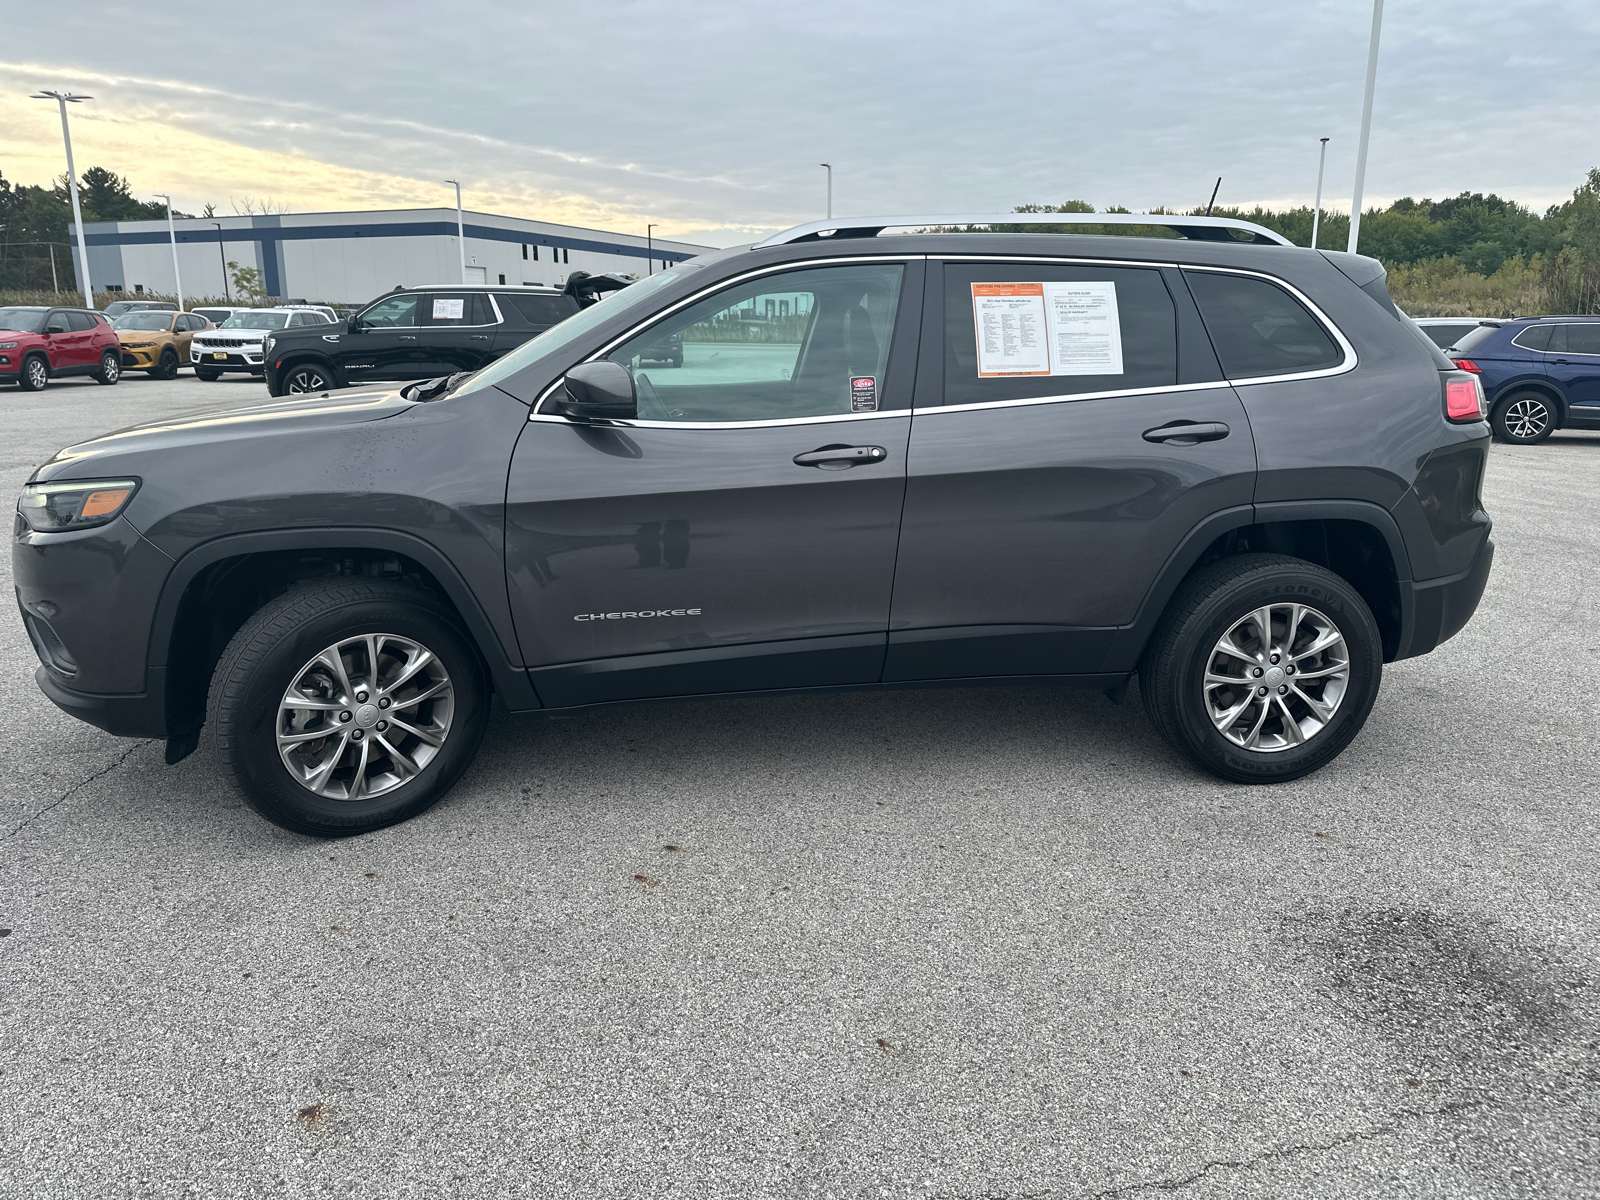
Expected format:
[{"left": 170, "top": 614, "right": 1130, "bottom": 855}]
[
  {"left": 646, "top": 224, "right": 657, "bottom": 275},
  {"left": 820, "top": 163, "right": 832, "bottom": 219},
  {"left": 155, "top": 193, "right": 184, "bottom": 311},
  {"left": 211, "top": 222, "right": 230, "bottom": 302},
  {"left": 1348, "top": 0, "right": 1384, "bottom": 254},
  {"left": 31, "top": 91, "right": 95, "bottom": 307},
  {"left": 445, "top": 179, "right": 466, "bottom": 283},
  {"left": 1311, "top": 137, "right": 1330, "bottom": 249}
]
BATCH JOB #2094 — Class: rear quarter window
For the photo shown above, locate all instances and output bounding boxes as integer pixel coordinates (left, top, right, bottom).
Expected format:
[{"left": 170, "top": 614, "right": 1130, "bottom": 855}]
[{"left": 1185, "top": 271, "right": 1344, "bottom": 379}]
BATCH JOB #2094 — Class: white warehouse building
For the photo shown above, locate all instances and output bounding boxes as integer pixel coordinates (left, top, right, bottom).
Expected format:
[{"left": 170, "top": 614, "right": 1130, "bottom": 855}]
[{"left": 76, "top": 207, "right": 712, "bottom": 305}]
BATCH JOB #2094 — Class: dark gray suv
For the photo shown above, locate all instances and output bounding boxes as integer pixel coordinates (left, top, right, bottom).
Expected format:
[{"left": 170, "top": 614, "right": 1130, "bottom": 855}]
[{"left": 13, "top": 213, "right": 1495, "bottom": 836}]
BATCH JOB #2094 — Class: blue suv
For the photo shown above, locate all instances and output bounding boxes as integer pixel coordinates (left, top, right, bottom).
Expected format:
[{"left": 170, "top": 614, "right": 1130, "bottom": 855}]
[{"left": 1449, "top": 317, "right": 1600, "bottom": 443}]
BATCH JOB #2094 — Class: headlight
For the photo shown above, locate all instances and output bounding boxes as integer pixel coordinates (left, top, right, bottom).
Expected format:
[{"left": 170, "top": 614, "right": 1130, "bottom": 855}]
[
  {"left": 262, "top": 334, "right": 275, "bottom": 353},
  {"left": 17, "top": 479, "right": 140, "bottom": 533},
  {"left": 122, "top": 341, "right": 155, "bottom": 348},
  {"left": 0, "top": 341, "right": 17, "bottom": 350}
]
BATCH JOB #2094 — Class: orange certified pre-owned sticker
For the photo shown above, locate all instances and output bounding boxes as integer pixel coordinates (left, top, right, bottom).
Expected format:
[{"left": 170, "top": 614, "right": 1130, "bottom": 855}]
[{"left": 971, "top": 282, "right": 1050, "bottom": 377}]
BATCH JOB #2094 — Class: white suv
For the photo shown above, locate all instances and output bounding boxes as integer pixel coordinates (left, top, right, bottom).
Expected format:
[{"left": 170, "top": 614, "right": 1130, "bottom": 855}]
[{"left": 191, "top": 307, "right": 331, "bottom": 380}]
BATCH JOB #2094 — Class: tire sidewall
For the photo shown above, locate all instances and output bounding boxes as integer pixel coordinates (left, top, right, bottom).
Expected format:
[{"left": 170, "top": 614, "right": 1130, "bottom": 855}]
[
  {"left": 224, "top": 596, "right": 488, "bottom": 835},
  {"left": 1168, "top": 570, "right": 1382, "bottom": 782}
]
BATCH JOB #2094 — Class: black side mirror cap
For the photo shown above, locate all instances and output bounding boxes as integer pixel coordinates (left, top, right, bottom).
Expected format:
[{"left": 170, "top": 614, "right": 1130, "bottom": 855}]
[
  {"left": 345, "top": 316, "right": 362, "bottom": 334},
  {"left": 558, "top": 361, "right": 637, "bottom": 421},
  {"left": 46, "top": 324, "right": 67, "bottom": 334}
]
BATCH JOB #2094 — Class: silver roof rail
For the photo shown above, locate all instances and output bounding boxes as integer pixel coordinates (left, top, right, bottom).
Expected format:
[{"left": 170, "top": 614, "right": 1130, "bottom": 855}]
[{"left": 754, "top": 212, "right": 1294, "bottom": 248}]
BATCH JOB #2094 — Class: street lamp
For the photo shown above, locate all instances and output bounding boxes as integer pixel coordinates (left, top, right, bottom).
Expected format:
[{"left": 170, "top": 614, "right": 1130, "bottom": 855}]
[
  {"left": 155, "top": 193, "right": 184, "bottom": 311},
  {"left": 30, "top": 91, "right": 94, "bottom": 307},
  {"left": 646, "top": 224, "right": 657, "bottom": 275},
  {"left": 820, "top": 163, "right": 832, "bottom": 219},
  {"left": 1311, "top": 137, "right": 1330, "bottom": 250},
  {"left": 445, "top": 179, "right": 466, "bottom": 283},
  {"left": 1348, "top": 0, "right": 1384, "bottom": 254},
  {"left": 211, "top": 222, "right": 230, "bottom": 302}
]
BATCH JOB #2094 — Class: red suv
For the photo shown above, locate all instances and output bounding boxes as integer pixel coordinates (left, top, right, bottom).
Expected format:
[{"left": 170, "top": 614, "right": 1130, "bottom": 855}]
[{"left": 0, "top": 306, "right": 123, "bottom": 391}]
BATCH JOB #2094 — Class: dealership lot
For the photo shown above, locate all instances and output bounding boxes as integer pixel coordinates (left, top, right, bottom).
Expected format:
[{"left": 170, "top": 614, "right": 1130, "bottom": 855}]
[{"left": 2, "top": 374, "right": 1598, "bottom": 1197}]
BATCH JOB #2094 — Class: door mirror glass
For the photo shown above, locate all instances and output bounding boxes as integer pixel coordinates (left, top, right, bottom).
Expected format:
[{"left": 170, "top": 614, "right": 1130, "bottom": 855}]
[
  {"left": 560, "top": 361, "right": 637, "bottom": 420},
  {"left": 46, "top": 321, "right": 67, "bottom": 334}
]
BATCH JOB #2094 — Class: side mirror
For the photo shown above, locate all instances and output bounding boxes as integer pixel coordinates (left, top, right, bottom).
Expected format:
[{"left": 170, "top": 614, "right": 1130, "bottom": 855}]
[
  {"left": 558, "top": 361, "right": 637, "bottom": 421},
  {"left": 46, "top": 322, "right": 67, "bottom": 335},
  {"left": 345, "top": 315, "right": 363, "bottom": 334}
]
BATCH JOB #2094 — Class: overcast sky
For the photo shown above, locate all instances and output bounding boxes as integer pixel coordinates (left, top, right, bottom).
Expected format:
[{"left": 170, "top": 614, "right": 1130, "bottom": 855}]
[{"left": 3, "top": 0, "right": 1598, "bottom": 247}]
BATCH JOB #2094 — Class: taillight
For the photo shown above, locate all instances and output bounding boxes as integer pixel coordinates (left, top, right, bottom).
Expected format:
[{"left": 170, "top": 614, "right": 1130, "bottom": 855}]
[
  {"left": 1452, "top": 358, "right": 1483, "bottom": 373},
  {"left": 1443, "top": 373, "right": 1485, "bottom": 422}
]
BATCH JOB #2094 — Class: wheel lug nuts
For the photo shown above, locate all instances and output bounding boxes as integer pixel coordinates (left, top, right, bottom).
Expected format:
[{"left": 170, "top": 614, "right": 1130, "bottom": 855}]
[
  {"left": 1285, "top": 665, "right": 1295, "bottom": 675},
  {"left": 356, "top": 691, "right": 369, "bottom": 703},
  {"left": 351, "top": 729, "right": 364, "bottom": 741},
  {"left": 376, "top": 720, "right": 387, "bottom": 732},
  {"left": 1278, "top": 685, "right": 1288, "bottom": 695},
  {"left": 1257, "top": 686, "right": 1268, "bottom": 696},
  {"left": 339, "top": 711, "right": 352, "bottom": 722},
  {"left": 378, "top": 697, "right": 390, "bottom": 709},
  {"left": 1269, "top": 653, "right": 1280, "bottom": 664},
  {"left": 1252, "top": 667, "right": 1263, "bottom": 677}
]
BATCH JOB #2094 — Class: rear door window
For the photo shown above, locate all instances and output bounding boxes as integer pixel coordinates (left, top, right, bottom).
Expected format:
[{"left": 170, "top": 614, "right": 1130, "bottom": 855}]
[
  {"left": 67, "top": 311, "right": 98, "bottom": 332},
  {"left": 507, "top": 293, "right": 578, "bottom": 326},
  {"left": 938, "top": 262, "right": 1177, "bottom": 407},
  {"left": 421, "top": 293, "right": 494, "bottom": 326},
  {"left": 1561, "top": 324, "right": 1600, "bottom": 356},
  {"left": 1186, "top": 271, "right": 1344, "bottom": 379}
]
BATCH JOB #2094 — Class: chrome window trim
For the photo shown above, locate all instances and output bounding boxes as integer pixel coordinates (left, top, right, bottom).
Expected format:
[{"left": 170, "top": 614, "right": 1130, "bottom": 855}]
[
  {"left": 529, "top": 253, "right": 923, "bottom": 424},
  {"left": 1518, "top": 322, "right": 1600, "bottom": 357},
  {"left": 1509, "top": 326, "right": 1550, "bottom": 352}
]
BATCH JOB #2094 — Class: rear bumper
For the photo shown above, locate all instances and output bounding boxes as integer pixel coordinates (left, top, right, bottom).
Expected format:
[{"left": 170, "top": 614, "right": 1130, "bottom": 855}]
[
  {"left": 1396, "top": 535, "right": 1494, "bottom": 660},
  {"left": 34, "top": 664, "right": 169, "bottom": 738}
]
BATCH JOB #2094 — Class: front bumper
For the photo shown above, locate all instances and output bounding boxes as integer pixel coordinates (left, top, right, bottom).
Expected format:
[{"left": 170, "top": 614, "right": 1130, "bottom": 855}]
[
  {"left": 120, "top": 346, "right": 159, "bottom": 368},
  {"left": 192, "top": 346, "right": 264, "bottom": 369},
  {"left": 34, "top": 664, "right": 169, "bottom": 738}
]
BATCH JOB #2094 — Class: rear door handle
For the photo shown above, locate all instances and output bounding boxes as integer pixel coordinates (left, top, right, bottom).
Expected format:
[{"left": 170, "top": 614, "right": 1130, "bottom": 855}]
[
  {"left": 793, "top": 445, "right": 888, "bottom": 470},
  {"left": 470, "top": 334, "right": 490, "bottom": 341},
  {"left": 399, "top": 334, "right": 418, "bottom": 341},
  {"left": 1142, "top": 421, "right": 1230, "bottom": 445}
]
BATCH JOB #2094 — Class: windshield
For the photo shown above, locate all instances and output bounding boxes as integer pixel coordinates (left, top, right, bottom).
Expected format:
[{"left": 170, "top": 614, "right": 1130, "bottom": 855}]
[
  {"left": 219, "top": 312, "right": 290, "bottom": 331},
  {"left": 113, "top": 312, "right": 175, "bottom": 331},
  {"left": 0, "top": 308, "right": 47, "bottom": 333},
  {"left": 453, "top": 269, "right": 687, "bottom": 400}
]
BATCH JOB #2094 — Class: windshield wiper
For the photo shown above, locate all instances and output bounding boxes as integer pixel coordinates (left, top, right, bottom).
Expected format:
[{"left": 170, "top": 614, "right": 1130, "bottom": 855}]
[{"left": 402, "top": 372, "right": 472, "bottom": 402}]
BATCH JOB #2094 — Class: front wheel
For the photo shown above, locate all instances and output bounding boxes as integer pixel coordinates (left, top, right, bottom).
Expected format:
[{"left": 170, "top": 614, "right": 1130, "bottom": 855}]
[
  {"left": 19, "top": 354, "right": 49, "bottom": 391},
  {"left": 1491, "top": 391, "right": 1555, "bottom": 444},
  {"left": 205, "top": 580, "right": 490, "bottom": 836},
  {"left": 195, "top": 367, "right": 221, "bottom": 381},
  {"left": 151, "top": 348, "right": 180, "bottom": 380},
  {"left": 95, "top": 350, "right": 121, "bottom": 385},
  {"left": 283, "top": 362, "right": 336, "bottom": 394},
  {"left": 1139, "top": 554, "right": 1383, "bottom": 783}
]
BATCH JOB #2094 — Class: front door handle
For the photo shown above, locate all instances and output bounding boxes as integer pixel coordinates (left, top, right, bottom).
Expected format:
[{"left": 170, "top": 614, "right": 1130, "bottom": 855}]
[
  {"left": 1142, "top": 421, "right": 1230, "bottom": 445},
  {"left": 470, "top": 334, "right": 490, "bottom": 341},
  {"left": 793, "top": 444, "right": 888, "bottom": 470},
  {"left": 399, "top": 334, "right": 418, "bottom": 341}
]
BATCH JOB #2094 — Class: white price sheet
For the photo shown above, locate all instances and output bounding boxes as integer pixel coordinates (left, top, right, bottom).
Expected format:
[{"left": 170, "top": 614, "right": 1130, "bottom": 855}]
[
  {"left": 432, "top": 298, "right": 465, "bottom": 321},
  {"left": 971, "top": 281, "right": 1124, "bottom": 378}
]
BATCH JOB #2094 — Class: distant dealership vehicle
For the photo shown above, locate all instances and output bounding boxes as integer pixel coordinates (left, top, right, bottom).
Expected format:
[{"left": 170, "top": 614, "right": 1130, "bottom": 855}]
[
  {"left": 1449, "top": 316, "right": 1600, "bottom": 443},
  {"left": 102, "top": 299, "right": 179, "bottom": 320},
  {"left": 112, "top": 311, "right": 214, "bottom": 379},
  {"left": 191, "top": 307, "right": 333, "bottom": 381},
  {"left": 263, "top": 283, "right": 580, "bottom": 395},
  {"left": 191, "top": 305, "right": 250, "bottom": 326},
  {"left": 1413, "top": 317, "right": 1499, "bottom": 351},
  {"left": 0, "top": 305, "right": 122, "bottom": 390}
]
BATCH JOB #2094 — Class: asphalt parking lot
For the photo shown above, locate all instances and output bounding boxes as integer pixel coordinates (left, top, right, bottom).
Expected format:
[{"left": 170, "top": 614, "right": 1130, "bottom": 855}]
[{"left": 2, "top": 370, "right": 1598, "bottom": 1199}]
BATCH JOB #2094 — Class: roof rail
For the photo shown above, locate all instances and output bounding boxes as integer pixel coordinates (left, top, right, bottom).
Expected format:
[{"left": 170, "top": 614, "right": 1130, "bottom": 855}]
[{"left": 754, "top": 212, "right": 1294, "bottom": 248}]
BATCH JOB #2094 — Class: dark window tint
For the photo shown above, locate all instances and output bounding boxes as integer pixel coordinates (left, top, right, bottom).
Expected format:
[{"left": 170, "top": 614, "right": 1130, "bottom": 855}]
[
  {"left": 67, "top": 311, "right": 98, "bottom": 332},
  {"left": 1560, "top": 323, "right": 1600, "bottom": 356},
  {"left": 1455, "top": 324, "right": 1507, "bottom": 354},
  {"left": 940, "top": 263, "right": 1176, "bottom": 406},
  {"left": 508, "top": 293, "right": 576, "bottom": 325},
  {"left": 1187, "top": 271, "right": 1343, "bottom": 378}
]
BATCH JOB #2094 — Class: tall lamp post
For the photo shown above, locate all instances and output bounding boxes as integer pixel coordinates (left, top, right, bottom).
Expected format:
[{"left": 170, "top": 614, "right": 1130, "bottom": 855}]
[
  {"left": 31, "top": 91, "right": 95, "bottom": 307},
  {"left": 646, "top": 224, "right": 657, "bottom": 275},
  {"left": 445, "top": 179, "right": 466, "bottom": 283},
  {"left": 211, "top": 222, "right": 230, "bottom": 302},
  {"left": 1311, "top": 137, "right": 1330, "bottom": 250},
  {"left": 820, "top": 163, "right": 832, "bottom": 219},
  {"left": 1347, "top": 0, "right": 1384, "bottom": 254},
  {"left": 155, "top": 193, "right": 184, "bottom": 310}
]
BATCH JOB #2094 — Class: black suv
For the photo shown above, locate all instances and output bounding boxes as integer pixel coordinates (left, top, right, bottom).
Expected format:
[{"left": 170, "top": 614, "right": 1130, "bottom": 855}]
[
  {"left": 263, "top": 283, "right": 580, "bottom": 396},
  {"left": 14, "top": 213, "right": 1494, "bottom": 837}
]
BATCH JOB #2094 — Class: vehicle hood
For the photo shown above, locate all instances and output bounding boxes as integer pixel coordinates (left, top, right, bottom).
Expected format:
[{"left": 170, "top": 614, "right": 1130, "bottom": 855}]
[
  {"left": 115, "top": 328, "right": 177, "bottom": 342},
  {"left": 32, "top": 387, "right": 415, "bottom": 482}
]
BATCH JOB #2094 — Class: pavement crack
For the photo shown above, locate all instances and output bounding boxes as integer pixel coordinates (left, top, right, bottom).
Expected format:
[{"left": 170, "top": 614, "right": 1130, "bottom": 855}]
[{"left": 6, "top": 740, "right": 155, "bottom": 840}]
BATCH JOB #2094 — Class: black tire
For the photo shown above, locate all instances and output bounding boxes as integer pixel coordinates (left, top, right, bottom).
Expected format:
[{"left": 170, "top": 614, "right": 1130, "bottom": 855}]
[
  {"left": 205, "top": 579, "right": 490, "bottom": 836},
  {"left": 282, "top": 362, "right": 335, "bottom": 394},
  {"left": 95, "top": 350, "right": 121, "bottom": 385},
  {"left": 1490, "top": 390, "right": 1556, "bottom": 444},
  {"left": 1139, "top": 553, "right": 1383, "bottom": 784},
  {"left": 18, "top": 353, "right": 49, "bottom": 391},
  {"left": 195, "top": 367, "right": 221, "bottom": 382},
  {"left": 150, "top": 348, "right": 180, "bottom": 380}
]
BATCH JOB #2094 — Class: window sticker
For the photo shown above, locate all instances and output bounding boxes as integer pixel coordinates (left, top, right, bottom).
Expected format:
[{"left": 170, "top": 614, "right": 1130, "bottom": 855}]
[
  {"left": 850, "top": 376, "right": 879, "bottom": 411},
  {"left": 971, "top": 281, "right": 1124, "bottom": 377},
  {"left": 432, "top": 298, "right": 465, "bottom": 321}
]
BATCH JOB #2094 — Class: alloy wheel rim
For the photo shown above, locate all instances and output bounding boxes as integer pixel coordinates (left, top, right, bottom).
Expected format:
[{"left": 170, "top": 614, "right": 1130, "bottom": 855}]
[
  {"left": 1202, "top": 603, "right": 1350, "bottom": 752},
  {"left": 287, "top": 369, "right": 327, "bottom": 394},
  {"left": 277, "top": 633, "right": 454, "bottom": 801},
  {"left": 103, "top": 356, "right": 119, "bottom": 381},
  {"left": 1505, "top": 398, "right": 1548, "bottom": 440},
  {"left": 27, "top": 360, "right": 47, "bottom": 387}
]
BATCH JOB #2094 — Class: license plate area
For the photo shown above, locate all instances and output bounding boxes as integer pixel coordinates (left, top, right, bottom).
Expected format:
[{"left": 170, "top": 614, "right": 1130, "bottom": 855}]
[{"left": 212, "top": 352, "right": 227, "bottom": 359}]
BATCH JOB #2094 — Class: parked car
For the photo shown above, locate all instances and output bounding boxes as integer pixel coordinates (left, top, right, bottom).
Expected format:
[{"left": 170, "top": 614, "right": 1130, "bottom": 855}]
[
  {"left": 276, "top": 303, "right": 340, "bottom": 323},
  {"left": 14, "top": 212, "right": 1494, "bottom": 837},
  {"left": 0, "top": 305, "right": 122, "bottom": 390},
  {"left": 1413, "top": 317, "right": 1499, "bottom": 351},
  {"left": 262, "top": 284, "right": 581, "bottom": 395},
  {"left": 191, "top": 307, "right": 333, "bottom": 380},
  {"left": 191, "top": 305, "right": 250, "bottom": 326},
  {"left": 1447, "top": 316, "right": 1600, "bottom": 443},
  {"left": 102, "top": 299, "right": 179, "bottom": 320},
  {"left": 111, "top": 311, "right": 214, "bottom": 379}
]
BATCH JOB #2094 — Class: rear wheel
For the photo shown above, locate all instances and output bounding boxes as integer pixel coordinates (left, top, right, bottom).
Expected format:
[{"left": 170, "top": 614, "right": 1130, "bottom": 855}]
[
  {"left": 206, "top": 579, "right": 489, "bottom": 836},
  {"left": 151, "top": 348, "right": 180, "bottom": 380},
  {"left": 19, "top": 354, "right": 49, "bottom": 391},
  {"left": 1491, "top": 390, "right": 1555, "bottom": 444},
  {"left": 95, "top": 350, "right": 121, "bottom": 385},
  {"left": 1140, "top": 554, "right": 1382, "bottom": 783}
]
